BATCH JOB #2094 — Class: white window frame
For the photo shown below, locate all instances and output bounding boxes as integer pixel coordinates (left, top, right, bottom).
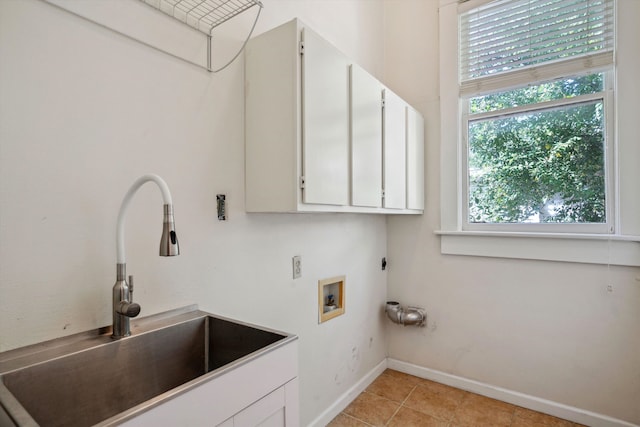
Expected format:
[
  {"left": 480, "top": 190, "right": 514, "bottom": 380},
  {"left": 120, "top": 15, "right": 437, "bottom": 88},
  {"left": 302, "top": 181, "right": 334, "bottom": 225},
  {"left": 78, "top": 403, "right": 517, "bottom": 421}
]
[
  {"left": 461, "top": 75, "right": 615, "bottom": 234},
  {"left": 437, "top": 0, "right": 640, "bottom": 267}
]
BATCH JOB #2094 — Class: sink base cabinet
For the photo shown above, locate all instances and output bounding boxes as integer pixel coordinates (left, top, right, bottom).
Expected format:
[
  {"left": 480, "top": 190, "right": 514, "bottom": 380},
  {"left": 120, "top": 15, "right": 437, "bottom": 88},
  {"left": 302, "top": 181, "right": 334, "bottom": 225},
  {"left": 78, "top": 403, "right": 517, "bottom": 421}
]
[
  {"left": 217, "top": 379, "right": 298, "bottom": 427},
  {"left": 121, "top": 340, "right": 299, "bottom": 427}
]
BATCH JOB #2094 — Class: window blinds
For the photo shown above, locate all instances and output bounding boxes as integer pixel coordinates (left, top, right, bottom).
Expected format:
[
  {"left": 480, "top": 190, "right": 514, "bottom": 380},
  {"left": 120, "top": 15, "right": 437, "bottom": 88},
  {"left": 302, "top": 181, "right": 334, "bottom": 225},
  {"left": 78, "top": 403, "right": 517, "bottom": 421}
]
[{"left": 459, "top": 0, "right": 614, "bottom": 95}]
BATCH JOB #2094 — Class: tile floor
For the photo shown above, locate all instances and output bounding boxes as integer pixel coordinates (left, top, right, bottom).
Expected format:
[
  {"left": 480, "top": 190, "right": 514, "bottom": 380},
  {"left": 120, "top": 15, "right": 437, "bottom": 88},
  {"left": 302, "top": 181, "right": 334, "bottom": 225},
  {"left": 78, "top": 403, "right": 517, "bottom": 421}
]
[{"left": 328, "top": 369, "right": 585, "bottom": 427}]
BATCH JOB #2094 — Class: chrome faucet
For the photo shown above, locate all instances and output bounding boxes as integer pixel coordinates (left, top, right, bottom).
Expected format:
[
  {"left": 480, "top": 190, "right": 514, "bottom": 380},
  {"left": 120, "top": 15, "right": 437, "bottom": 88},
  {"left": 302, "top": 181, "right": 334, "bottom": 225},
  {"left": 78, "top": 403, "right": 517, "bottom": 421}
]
[{"left": 112, "top": 174, "right": 180, "bottom": 338}]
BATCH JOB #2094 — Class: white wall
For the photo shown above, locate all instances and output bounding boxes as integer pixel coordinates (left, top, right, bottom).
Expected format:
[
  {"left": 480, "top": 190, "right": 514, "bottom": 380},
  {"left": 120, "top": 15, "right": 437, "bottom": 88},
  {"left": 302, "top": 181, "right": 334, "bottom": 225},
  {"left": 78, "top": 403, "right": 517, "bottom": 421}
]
[
  {"left": 0, "top": 0, "right": 387, "bottom": 424},
  {"left": 384, "top": 0, "right": 640, "bottom": 425}
]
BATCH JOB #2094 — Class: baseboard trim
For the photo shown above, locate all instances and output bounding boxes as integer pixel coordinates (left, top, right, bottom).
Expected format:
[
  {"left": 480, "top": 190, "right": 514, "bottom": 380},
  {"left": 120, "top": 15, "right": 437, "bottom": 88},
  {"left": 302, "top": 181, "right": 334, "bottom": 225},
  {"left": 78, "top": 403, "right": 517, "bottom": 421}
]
[
  {"left": 387, "top": 358, "right": 639, "bottom": 427},
  {"left": 308, "top": 359, "right": 387, "bottom": 427}
]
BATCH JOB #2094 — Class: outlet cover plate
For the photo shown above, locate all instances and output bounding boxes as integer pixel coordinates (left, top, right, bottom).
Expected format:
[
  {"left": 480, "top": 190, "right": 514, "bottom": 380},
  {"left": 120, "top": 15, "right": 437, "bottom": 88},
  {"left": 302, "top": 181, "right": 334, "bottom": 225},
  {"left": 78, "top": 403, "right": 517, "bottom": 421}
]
[{"left": 292, "top": 256, "right": 302, "bottom": 279}]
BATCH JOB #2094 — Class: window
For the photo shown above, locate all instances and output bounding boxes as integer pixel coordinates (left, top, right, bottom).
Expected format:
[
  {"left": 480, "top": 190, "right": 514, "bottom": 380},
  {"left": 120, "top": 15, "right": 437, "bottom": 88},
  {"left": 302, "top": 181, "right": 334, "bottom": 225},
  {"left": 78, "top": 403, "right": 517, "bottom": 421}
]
[
  {"left": 466, "top": 74, "right": 611, "bottom": 231},
  {"left": 438, "top": 0, "right": 640, "bottom": 266},
  {"left": 460, "top": 0, "right": 614, "bottom": 233}
]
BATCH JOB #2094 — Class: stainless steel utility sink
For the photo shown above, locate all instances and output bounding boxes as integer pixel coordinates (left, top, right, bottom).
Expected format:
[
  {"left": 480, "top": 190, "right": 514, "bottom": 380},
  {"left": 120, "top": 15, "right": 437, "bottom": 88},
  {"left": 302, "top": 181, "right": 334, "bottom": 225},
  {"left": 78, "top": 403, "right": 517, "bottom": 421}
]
[{"left": 0, "top": 306, "right": 295, "bottom": 427}]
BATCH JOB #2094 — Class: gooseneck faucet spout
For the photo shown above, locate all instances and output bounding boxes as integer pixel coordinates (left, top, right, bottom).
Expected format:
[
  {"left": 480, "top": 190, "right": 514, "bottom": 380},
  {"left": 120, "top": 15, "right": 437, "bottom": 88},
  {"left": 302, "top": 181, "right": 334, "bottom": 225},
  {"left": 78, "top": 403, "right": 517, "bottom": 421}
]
[{"left": 112, "top": 174, "right": 180, "bottom": 339}]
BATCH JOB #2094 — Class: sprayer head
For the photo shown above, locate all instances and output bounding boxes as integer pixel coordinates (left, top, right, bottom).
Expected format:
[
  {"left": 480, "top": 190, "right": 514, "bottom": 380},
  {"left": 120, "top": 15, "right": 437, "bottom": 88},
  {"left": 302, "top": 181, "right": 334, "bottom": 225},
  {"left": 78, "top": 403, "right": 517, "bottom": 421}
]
[{"left": 160, "top": 204, "right": 179, "bottom": 256}]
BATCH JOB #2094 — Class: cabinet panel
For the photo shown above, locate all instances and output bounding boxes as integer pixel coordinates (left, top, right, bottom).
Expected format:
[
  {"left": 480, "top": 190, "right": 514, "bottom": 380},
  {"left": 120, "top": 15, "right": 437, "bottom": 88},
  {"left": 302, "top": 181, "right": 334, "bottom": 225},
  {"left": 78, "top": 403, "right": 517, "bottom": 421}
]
[
  {"left": 301, "top": 28, "right": 350, "bottom": 206},
  {"left": 215, "top": 379, "right": 299, "bottom": 427},
  {"left": 234, "top": 387, "right": 286, "bottom": 427},
  {"left": 260, "top": 409, "right": 286, "bottom": 427},
  {"left": 245, "top": 20, "right": 299, "bottom": 212},
  {"left": 383, "top": 89, "right": 407, "bottom": 209},
  {"left": 407, "top": 107, "right": 425, "bottom": 210},
  {"left": 350, "top": 64, "right": 383, "bottom": 207},
  {"left": 283, "top": 377, "right": 299, "bottom": 426},
  {"left": 216, "top": 417, "right": 234, "bottom": 427}
]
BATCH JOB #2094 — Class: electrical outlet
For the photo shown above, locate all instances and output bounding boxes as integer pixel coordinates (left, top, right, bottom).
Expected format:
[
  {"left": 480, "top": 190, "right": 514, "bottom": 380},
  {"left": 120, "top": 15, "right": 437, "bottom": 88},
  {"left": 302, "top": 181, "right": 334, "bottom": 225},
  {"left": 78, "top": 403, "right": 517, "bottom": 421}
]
[{"left": 292, "top": 256, "right": 302, "bottom": 279}]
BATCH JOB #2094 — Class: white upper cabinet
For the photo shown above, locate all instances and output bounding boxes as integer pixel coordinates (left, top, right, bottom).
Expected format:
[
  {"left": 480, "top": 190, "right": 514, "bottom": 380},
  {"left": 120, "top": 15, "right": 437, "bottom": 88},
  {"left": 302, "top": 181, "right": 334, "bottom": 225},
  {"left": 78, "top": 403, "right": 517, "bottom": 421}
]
[
  {"left": 407, "top": 106, "right": 425, "bottom": 210},
  {"left": 245, "top": 18, "right": 423, "bottom": 214},
  {"left": 244, "top": 19, "right": 300, "bottom": 213},
  {"left": 301, "top": 28, "right": 350, "bottom": 206},
  {"left": 382, "top": 89, "right": 407, "bottom": 209},
  {"left": 350, "top": 64, "right": 383, "bottom": 208}
]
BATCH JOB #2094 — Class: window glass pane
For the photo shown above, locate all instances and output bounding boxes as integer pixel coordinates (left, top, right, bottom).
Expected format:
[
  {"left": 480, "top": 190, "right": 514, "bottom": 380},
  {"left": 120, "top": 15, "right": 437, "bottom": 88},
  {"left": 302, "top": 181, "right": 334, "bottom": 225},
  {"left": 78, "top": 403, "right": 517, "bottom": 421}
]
[
  {"left": 468, "top": 100, "right": 605, "bottom": 224},
  {"left": 470, "top": 73, "right": 603, "bottom": 114}
]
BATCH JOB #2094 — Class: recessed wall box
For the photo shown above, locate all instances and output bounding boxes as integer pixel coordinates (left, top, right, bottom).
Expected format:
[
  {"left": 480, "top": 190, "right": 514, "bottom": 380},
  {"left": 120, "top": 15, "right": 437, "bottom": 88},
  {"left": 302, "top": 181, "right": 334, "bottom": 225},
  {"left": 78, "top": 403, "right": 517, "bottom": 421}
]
[{"left": 318, "top": 276, "right": 345, "bottom": 323}]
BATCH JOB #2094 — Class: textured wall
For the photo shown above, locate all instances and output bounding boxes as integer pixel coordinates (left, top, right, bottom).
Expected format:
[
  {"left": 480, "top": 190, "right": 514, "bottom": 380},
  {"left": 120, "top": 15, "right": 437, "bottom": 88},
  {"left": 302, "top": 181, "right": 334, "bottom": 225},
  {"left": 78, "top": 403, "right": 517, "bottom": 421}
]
[
  {"left": 0, "top": 1, "right": 386, "bottom": 424},
  {"left": 383, "top": 0, "right": 640, "bottom": 424}
]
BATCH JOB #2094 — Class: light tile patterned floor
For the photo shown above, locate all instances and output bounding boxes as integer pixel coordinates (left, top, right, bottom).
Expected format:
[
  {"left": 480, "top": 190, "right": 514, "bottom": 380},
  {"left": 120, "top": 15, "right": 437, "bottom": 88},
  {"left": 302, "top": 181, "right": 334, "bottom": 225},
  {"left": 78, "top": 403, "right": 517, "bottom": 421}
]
[{"left": 328, "top": 369, "right": 585, "bottom": 427}]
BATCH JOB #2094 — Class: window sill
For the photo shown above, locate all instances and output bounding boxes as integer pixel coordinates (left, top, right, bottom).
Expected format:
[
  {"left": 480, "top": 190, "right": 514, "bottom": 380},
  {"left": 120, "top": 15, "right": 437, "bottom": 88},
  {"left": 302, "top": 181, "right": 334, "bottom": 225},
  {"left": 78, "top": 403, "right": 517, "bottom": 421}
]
[{"left": 435, "top": 230, "right": 640, "bottom": 266}]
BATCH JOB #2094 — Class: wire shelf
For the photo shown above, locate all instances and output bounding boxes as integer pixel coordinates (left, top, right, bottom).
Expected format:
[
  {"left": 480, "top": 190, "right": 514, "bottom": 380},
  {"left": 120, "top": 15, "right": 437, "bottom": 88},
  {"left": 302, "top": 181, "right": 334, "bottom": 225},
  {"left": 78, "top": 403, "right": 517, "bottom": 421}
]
[{"left": 143, "top": 0, "right": 262, "bottom": 34}]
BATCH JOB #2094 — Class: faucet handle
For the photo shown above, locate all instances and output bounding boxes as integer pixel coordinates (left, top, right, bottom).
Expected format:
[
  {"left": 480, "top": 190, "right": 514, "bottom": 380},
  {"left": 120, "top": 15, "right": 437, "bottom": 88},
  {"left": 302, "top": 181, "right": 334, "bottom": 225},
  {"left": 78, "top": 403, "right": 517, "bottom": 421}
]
[
  {"left": 117, "top": 301, "right": 141, "bottom": 318},
  {"left": 128, "top": 275, "right": 134, "bottom": 294}
]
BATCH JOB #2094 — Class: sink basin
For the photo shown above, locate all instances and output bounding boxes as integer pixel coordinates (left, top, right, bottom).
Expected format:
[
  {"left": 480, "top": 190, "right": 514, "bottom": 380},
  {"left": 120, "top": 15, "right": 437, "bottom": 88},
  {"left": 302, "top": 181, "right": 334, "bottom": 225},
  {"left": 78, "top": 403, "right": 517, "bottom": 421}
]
[{"left": 0, "top": 306, "right": 295, "bottom": 427}]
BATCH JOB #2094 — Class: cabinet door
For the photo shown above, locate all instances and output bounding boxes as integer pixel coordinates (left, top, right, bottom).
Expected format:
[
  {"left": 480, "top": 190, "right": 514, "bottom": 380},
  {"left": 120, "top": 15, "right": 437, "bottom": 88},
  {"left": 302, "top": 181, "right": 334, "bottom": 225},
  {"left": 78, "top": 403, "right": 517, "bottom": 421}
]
[
  {"left": 350, "top": 64, "right": 383, "bottom": 207},
  {"left": 406, "top": 107, "right": 425, "bottom": 210},
  {"left": 383, "top": 89, "right": 407, "bottom": 209},
  {"left": 233, "top": 386, "right": 286, "bottom": 427},
  {"left": 216, "top": 417, "right": 234, "bottom": 427},
  {"left": 229, "top": 379, "right": 298, "bottom": 426},
  {"left": 301, "top": 28, "right": 350, "bottom": 206}
]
